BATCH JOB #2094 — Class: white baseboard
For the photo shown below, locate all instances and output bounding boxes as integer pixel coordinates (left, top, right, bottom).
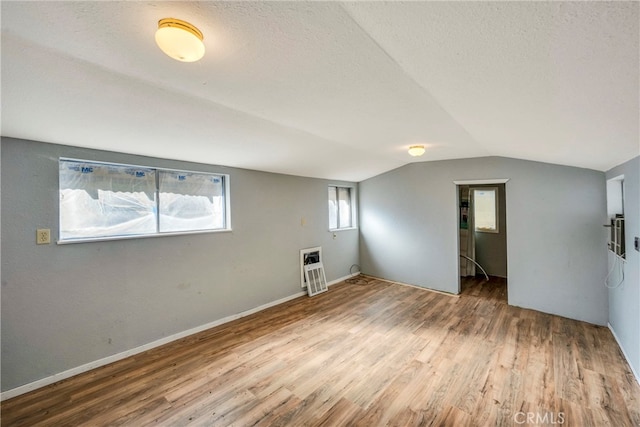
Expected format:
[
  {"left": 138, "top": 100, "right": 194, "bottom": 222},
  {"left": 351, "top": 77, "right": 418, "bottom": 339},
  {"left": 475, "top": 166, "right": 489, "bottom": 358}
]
[
  {"left": 608, "top": 323, "right": 640, "bottom": 386},
  {"left": 327, "top": 273, "right": 357, "bottom": 287},
  {"left": 0, "top": 290, "right": 297, "bottom": 401},
  {"left": 1, "top": 274, "right": 356, "bottom": 402},
  {"left": 363, "top": 274, "right": 459, "bottom": 298}
]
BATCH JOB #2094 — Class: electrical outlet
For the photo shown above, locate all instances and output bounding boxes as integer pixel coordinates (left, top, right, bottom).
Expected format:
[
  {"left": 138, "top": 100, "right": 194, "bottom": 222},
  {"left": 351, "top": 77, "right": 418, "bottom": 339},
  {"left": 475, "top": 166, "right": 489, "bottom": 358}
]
[{"left": 36, "top": 228, "right": 51, "bottom": 245}]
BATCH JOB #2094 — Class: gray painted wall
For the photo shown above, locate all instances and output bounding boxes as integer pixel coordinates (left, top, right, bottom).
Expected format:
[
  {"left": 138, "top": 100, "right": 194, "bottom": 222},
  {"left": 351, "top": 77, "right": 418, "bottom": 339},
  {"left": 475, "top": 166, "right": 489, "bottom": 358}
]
[
  {"left": 359, "top": 156, "right": 608, "bottom": 325},
  {"left": 606, "top": 156, "right": 640, "bottom": 379},
  {"left": 1, "top": 137, "right": 359, "bottom": 392}
]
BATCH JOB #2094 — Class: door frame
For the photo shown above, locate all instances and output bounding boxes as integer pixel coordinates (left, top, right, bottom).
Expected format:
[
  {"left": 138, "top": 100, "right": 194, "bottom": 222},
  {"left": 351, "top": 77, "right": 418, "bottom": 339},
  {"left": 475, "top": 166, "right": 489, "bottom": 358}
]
[{"left": 453, "top": 179, "right": 509, "bottom": 294}]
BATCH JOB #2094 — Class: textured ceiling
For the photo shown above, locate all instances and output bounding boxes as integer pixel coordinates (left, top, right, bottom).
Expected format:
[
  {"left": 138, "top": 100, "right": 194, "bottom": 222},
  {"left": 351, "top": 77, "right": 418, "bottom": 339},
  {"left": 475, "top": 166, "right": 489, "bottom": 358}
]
[{"left": 1, "top": 1, "right": 638, "bottom": 181}]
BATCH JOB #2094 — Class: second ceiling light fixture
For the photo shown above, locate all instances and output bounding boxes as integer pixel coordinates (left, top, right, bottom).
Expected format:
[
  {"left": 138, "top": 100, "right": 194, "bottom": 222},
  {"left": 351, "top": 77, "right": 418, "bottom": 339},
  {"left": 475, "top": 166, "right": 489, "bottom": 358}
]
[{"left": 408, "top": 145, "right": 426, "bottom": 157}]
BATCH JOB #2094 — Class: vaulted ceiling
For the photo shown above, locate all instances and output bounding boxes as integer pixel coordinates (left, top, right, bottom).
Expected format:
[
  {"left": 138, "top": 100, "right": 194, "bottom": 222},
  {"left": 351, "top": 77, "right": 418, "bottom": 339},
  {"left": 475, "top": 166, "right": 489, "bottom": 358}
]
[{"left": 2, "top": 2, "right": 638, "bottom": 181}]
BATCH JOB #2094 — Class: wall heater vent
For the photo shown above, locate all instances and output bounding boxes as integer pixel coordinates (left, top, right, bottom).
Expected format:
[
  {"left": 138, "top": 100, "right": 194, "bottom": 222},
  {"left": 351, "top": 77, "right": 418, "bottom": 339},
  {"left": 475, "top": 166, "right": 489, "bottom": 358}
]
[{"left": 304, "top": 262, "right": 328, "bottom": 297}]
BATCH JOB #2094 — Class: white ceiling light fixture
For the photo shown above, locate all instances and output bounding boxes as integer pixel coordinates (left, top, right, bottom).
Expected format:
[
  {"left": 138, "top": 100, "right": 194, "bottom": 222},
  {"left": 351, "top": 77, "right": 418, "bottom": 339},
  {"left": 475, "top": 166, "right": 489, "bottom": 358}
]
[
  {"left": 408, "top": 145, "right": 426, "bottom": 157},
  {"left": 155, "top": 18, "right": 205, "bottom": 62}
]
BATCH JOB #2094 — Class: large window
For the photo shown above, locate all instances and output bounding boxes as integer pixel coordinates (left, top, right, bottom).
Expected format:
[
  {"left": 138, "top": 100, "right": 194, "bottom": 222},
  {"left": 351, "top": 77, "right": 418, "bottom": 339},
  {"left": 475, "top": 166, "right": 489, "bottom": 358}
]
[
  {"left": 473, "top": 188, "right": 498, "bottom": 233},
  {"left": 328, "top": 186, "right": 354, "bottom": 230},
  {"left": 59, "top": 159, "right": 229, "bottom": 242}
]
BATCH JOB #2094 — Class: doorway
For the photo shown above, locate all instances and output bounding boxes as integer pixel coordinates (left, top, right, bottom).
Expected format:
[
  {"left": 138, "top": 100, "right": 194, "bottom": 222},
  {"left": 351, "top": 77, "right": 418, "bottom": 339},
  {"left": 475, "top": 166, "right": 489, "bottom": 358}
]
[{"left": 455, "top": 180, "right": 508, "bottom": 301}]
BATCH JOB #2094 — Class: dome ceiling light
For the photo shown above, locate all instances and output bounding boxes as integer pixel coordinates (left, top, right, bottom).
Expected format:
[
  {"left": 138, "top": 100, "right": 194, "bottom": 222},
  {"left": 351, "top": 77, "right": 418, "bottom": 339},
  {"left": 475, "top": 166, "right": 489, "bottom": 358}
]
[
  {"left": 408, "top": 145, "right": 426, "bottom": 157},
  {"left": 155, "top": 18, "right": 205, "bottom": 62}
]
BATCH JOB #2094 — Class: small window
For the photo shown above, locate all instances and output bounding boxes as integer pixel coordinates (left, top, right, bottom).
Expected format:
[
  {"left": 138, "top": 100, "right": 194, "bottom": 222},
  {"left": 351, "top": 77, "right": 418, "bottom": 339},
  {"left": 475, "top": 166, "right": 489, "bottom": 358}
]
[
  {"left": 474, "top": 188, "right": 498, "bottom": 233},
  {"left": 328, "top": 186, "right": 354, "bottom": 230},
  {"left": 59, "top": 159, "right": 229, "bottom": 242}
]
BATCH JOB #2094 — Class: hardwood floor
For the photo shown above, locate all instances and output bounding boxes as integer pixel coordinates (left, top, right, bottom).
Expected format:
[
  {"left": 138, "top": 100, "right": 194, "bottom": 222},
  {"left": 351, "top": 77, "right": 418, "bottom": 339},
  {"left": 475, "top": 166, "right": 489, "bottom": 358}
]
[
  {"left": 460, "top": 275, "right": 507, "bottom": 303},
  {"left": 2, "top": 276, "right": 639, "bottom": 426}
]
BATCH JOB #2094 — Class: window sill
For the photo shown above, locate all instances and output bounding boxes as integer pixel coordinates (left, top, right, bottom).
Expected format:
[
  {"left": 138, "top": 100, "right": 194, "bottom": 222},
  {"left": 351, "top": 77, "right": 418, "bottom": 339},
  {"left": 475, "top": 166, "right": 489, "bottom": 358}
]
[
  {"left": 329, "top": 227, "right": 358, "bottom": 232},
  {"left": 57, "top": 228, "right": 233, "bottom": 245}
]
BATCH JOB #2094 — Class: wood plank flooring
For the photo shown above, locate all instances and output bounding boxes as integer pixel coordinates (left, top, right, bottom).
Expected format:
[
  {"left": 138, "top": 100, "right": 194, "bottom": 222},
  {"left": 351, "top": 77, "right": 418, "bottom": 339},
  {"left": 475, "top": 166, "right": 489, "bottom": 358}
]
[{"left": 2, "top": 276, "right": 639, "bottom": 426}]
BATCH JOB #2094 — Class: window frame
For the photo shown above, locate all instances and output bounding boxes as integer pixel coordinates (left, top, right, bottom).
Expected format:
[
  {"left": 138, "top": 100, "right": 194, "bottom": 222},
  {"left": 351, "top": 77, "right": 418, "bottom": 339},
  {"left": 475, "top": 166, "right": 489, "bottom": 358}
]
[
  {"left": 58, "top": 157, "right": 231, "bottom": 244},
  {"left": 328, "top": 185, "right": 357, "bottom": 231},
  {"left": 473, "top": 187, "right": 499, "bottom": 234}
]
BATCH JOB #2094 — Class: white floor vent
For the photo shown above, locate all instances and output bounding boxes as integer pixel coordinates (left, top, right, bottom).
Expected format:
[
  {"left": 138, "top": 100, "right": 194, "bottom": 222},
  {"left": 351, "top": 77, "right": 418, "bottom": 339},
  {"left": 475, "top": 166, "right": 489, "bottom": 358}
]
[{"left": 304, "top": 262, "right": 328, "bottom": 296}]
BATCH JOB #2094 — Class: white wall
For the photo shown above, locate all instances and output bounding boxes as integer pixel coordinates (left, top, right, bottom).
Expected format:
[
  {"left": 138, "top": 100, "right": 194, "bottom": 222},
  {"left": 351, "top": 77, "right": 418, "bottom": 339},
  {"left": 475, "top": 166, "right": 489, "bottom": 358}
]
[
  {"left": 606, "top": 156, "right": 640, "bottom": 381},
  {"left": 1, "top": 137, "right": 359, "bottom": 393},
  {"left": 359, "top": 156, "right": 608, "bottom": 325}
]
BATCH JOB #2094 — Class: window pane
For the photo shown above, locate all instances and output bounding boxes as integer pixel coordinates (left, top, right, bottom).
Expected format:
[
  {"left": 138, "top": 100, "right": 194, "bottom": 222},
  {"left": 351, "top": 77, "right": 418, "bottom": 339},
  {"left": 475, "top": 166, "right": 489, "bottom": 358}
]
[
  {"left": 328, "top": 186, "right": 338, "bottom": 230},
  {"left": 59, "top": 160, "right": 156, "bottom": 239},
  {"left": 159, "top": 171, "right": 225, "bottom": 233},
  {"left": 338, "top": 187, "right": 352, "bottom": 228},
  {"left": 474, "top": 189, "right": 497, "bottom": 232},
  {"left": 60, "top": 159, "right": 231, "bottom": 242}
]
